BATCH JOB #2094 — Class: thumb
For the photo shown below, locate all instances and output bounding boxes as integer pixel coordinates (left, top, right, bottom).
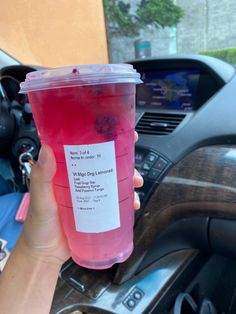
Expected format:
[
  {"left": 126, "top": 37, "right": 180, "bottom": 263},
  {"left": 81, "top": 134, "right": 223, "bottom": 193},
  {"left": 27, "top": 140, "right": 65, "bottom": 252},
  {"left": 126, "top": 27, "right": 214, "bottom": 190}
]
[
  {"left": 32, "top": 144, "right": 56, "bottom": 182},
  {"left": 29, "top": 144, "right": 57, "bottom": 217},
  {"left": 21, "top": 145, "right": 69, "bottom": 263}
]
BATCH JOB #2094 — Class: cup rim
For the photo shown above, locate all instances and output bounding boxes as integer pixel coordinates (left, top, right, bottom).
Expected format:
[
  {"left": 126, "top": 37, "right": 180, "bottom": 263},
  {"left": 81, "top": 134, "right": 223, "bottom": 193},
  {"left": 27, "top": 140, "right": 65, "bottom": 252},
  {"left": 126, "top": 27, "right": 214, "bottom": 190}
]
[{"left": 20, "top": 63, "right": 142, "bottom": 93}]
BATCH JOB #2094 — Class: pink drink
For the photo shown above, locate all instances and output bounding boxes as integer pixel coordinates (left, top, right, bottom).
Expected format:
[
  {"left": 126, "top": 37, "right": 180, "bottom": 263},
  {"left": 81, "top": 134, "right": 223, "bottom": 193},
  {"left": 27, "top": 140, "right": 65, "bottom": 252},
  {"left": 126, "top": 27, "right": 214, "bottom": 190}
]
[{"left": 20, "top": 65, "right": 141, "bottom": 269}]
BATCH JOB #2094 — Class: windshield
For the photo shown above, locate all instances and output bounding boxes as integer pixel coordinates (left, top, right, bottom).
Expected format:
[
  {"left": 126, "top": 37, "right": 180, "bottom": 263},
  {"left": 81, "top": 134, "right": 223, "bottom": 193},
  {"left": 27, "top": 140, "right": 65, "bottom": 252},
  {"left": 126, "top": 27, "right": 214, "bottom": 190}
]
[
  {"left": 1, "top": 1, "right": 235, "bottom": 67},
  {"left": 0, "top": 49, "right": 20, "bottom": 67},
  {"left": 103, "top": 0, "right": 236, "bottom": 65}
]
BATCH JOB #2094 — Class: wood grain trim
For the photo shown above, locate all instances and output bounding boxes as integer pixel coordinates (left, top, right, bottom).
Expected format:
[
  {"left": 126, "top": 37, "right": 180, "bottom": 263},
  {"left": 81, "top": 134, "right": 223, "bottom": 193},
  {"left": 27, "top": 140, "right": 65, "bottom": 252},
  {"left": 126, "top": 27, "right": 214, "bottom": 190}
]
[{"left": 114, "top": 145, "right": 236, "bottom": 283}]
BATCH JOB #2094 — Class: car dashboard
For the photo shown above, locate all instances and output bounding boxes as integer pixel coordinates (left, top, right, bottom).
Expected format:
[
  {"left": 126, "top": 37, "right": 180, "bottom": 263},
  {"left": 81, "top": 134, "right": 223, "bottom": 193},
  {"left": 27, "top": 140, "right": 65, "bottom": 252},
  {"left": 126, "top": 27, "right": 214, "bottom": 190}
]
[
  {"left": 133, "top": 55, "right": 235, "bottom": 216},
  {"left": 1, "top": 55, "right": 236, "bottom": 313}
]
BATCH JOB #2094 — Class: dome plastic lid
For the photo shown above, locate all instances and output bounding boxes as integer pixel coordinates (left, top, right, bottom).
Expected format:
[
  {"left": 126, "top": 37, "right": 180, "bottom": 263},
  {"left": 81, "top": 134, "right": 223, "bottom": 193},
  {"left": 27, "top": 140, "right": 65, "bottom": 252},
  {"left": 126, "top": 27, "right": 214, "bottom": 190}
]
[{"left": 20, "top": 64, "right": 142, "bottom": 93}]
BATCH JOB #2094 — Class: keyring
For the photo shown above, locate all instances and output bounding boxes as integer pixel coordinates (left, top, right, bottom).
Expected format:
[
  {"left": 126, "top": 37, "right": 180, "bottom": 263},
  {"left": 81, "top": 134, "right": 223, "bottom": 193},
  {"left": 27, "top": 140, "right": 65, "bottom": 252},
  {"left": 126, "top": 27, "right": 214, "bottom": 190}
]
[{"left": 19, "top": 152, "right": 34, "bottom": 166}]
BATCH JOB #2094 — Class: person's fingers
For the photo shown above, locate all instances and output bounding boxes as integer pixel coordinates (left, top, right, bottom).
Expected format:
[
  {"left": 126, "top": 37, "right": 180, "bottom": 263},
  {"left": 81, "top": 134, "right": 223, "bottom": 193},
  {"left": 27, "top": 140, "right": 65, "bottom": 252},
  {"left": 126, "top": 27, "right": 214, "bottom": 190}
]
[
  {"left": 133, "top": 132, "right": 142, "bottom": 210},
  {"left": 29, "top": 144, "right": 57, "bottom": 218},
  {"left": 134, "top": 191, "right": 140, "bottom": 210},
  {"left": 133, "top": 168, "right": 144, "bottom": 188},
  {"left": 30, "top": 144, "right": 143, "bottom": 217}
]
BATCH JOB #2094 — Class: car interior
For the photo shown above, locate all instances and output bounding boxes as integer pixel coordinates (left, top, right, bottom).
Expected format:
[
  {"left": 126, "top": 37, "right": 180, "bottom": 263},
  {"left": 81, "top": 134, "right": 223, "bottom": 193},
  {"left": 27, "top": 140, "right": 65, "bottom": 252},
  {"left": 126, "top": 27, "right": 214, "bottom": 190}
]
[{"left": 1, "top": 54, "right": 236, "bottom": 314}]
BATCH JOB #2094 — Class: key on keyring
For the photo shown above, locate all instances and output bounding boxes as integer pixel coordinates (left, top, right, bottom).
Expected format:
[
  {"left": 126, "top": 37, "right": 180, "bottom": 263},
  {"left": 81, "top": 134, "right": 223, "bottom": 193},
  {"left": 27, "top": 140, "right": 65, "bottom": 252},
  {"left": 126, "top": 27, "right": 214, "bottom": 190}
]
[
  {"left": 19, "top": 162, "right": 33, "bottom": 188},
  {"left": 22, "top": 162, "right": 32, "bottom": 178},
  {"left": 19, "top": 166, "right": 26, "bottom": 185},
  {"left": 19, "top": 151, "right": 34, "bottom": 187}
]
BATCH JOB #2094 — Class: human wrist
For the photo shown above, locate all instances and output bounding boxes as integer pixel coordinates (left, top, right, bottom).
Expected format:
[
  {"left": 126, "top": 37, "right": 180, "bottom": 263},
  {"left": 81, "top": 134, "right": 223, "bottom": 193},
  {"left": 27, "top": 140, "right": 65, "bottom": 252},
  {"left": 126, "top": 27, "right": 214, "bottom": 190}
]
[
  {"left": 17, "top": 235, "right": 65, "bottom": 270},
  {"left": 0, "top": 234, "right": 61, "bottom": 314}
]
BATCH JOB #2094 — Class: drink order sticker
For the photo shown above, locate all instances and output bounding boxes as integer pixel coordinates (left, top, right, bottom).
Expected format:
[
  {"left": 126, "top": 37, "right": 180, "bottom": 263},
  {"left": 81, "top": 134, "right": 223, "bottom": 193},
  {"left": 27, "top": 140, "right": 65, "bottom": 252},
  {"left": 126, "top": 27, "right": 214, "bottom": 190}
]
[{"left": 64, "top": 141, "right": 120, "bottom": 233}]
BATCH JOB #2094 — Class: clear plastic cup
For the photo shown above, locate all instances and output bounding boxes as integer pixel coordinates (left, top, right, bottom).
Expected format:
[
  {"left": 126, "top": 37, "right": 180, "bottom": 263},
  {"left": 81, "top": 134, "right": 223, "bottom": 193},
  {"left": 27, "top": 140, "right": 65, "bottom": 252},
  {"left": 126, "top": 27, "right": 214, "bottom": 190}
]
[{"left": 20, "top": 64, "right": 142, "bottom": 269}]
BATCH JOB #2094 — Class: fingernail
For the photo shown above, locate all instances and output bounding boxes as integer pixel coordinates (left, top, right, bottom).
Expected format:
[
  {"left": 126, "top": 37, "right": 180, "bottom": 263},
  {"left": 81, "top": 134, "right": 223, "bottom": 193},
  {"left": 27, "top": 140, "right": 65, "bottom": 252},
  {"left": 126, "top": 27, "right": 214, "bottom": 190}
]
[
  {"left": 38, "top": 145, "right": 48, "bottom": 167},
  {"left": 134, "top": 169, "right": 142, "bottom": 177}
]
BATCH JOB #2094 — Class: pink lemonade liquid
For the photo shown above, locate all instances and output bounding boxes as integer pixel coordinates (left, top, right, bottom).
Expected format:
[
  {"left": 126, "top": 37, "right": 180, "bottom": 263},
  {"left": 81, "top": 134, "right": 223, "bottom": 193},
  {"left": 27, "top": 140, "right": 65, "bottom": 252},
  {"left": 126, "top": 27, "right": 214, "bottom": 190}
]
[{"left": 28, "top": 83, "right": 136, "bottom": 269}]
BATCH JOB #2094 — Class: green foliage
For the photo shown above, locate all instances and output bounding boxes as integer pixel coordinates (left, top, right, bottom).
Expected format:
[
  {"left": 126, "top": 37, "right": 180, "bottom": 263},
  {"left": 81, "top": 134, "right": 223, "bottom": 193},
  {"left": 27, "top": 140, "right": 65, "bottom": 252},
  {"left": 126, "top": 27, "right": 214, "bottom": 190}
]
[
  {"left": 103, "top": 0, "right": 184, "bottom": 37},
  {"left": 226, "top": 48, "right": 236, "bottom": 64},
  {"left": 103, "top": 0, "right": 139, "bottom": 36},
  {"left": 136, "top": 0, "right": 184, "bottom": 29},
  {"left": 199, "top": 48, "right": 236, "bottom": 64}
]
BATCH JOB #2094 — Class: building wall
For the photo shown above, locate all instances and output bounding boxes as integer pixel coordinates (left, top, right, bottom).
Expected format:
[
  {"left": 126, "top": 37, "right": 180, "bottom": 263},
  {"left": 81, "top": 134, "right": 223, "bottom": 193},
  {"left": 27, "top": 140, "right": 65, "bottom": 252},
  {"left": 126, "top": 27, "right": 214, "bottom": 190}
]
[
  {"left": 0, "top": 0, "right": 108, "bottom": 66},
  {"left": 109, "top": 0, "right": 236, "bottom": 63},
  {"left": 176, "top": 0, "right": 236, "bottom": 54},
  {"left": 176, "top": 0, "right": 207, "bottom": 54}
]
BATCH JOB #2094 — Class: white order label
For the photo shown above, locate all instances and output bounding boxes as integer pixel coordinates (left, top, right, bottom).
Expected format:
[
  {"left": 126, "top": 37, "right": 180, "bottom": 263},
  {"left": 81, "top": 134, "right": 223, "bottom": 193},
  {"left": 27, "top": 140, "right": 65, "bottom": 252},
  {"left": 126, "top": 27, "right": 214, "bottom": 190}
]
[{"left": 64, "top": 141, "right": 120, "bottom": 233}]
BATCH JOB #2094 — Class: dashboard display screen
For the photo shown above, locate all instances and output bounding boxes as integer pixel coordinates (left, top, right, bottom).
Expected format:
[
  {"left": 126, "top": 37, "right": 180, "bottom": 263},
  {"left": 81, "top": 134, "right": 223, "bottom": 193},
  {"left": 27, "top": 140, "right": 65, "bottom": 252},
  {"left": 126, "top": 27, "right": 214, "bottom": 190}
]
[{"left": 136, "top": 69, "right": 200, "bottom": 111}]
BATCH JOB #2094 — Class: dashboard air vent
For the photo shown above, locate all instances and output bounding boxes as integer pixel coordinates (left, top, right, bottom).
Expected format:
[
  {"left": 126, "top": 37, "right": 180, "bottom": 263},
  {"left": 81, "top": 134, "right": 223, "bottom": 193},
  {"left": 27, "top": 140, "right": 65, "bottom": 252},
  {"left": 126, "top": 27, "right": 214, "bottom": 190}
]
[{"left": 136, "top": 112, "right": 186, "bottom": 135}]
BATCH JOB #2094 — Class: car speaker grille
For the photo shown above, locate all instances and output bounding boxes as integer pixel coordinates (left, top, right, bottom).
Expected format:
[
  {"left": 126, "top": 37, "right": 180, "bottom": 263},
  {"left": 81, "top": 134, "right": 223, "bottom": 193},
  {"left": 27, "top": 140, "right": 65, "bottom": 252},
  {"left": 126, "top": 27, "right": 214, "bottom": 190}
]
[{"left": 135, "top": 112, "right": 186, "bottom": 135}]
